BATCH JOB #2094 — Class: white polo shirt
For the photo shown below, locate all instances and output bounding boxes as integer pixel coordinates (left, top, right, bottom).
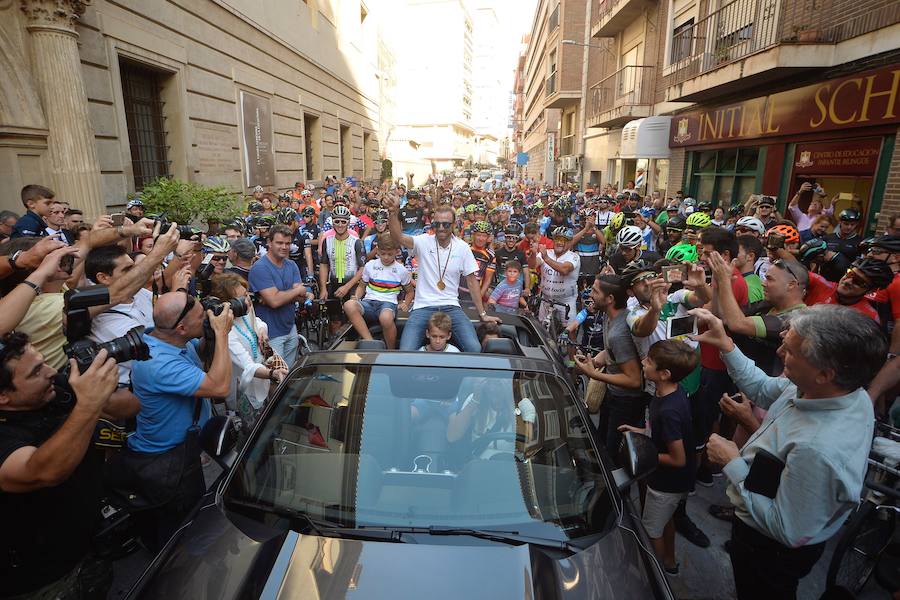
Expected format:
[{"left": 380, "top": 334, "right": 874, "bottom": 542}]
[{"left": 409, "top": 234, "right": 478, "bottom": 309}]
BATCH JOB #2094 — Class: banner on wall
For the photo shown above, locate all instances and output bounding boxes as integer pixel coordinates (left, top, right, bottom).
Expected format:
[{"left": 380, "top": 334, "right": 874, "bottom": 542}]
[{"left": 240, "top": 90, "right": 275, "bottom": 188}]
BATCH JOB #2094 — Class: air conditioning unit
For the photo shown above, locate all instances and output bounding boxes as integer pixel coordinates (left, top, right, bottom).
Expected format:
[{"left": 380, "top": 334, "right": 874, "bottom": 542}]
[{"left": 560, "top": 155, "right": 581, "bottom": 171}]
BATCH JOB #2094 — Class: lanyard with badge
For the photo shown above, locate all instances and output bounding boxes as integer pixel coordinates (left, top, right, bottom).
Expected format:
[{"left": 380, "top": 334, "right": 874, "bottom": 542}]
[{"left": 435, "top": 237, "right": 451, "bottom": 290}]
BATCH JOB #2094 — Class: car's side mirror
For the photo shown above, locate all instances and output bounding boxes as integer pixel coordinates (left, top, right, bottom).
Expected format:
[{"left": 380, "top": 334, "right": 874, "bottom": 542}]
[
  {"left": 612, "top": 431, "right": 658, "bottom": 492},
  {"left": 200, "top": 415, "right": 239, "bottom": 468}
]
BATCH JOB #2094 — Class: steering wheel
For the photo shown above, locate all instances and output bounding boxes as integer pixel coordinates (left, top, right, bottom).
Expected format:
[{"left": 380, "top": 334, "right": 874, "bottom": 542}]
[{"left": 470, "top": 431, "right": 521, "bottom": 457}]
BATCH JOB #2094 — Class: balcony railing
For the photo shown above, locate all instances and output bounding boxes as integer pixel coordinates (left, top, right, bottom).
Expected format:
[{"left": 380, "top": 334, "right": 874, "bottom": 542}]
[
  {"left": 545, "top": 72, "right": 557, "bottom": 97},
  {"left": 548, "top": 4, "right": 559, "bottom": 32},
  {"left": 588, "top": 64, "right": 655, "bottom": 125},
  {"left": 559, "top": 134, "right": 576, "bottom": 156},
  {"left": 667, "top": 0, "right": 900, "bottom": 88}
]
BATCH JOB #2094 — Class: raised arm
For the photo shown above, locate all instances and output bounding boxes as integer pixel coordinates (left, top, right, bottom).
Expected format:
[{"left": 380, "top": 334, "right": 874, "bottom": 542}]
[{"left": 384, "top": 193, "right": 414, "bottom": 249}]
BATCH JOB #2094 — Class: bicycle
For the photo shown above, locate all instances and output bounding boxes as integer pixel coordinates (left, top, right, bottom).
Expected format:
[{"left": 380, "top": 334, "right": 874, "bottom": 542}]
[
  {"left": 296, "top": 282, "right": 331, "bottom": 350},
  {"left": 826, "top": 421, "right": 900, "bottom": 594}
]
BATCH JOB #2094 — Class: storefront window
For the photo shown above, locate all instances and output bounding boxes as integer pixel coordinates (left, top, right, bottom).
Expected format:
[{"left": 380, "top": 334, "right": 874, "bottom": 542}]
[{"left": 688, "top": 147, "right": 761, "bottom": 209}]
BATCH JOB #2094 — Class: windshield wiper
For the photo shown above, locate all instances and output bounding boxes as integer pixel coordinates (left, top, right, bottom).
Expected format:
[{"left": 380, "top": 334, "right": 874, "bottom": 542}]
[{"left": 356, "top": 525, "right": 578, "bottom": 552}]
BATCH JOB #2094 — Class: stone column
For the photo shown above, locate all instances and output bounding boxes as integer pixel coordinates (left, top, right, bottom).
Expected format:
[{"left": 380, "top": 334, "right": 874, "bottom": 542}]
[{"left": 20, "top": 0, "right": 104, "bottom": 218}]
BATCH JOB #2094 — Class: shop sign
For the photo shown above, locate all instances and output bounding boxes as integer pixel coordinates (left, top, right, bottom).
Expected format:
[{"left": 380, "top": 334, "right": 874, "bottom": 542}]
[
  {"left": 793, "top": 138, "right": 882, "bottom": 175},
  {"left": 670, "top": 65, "right": 900, "bottom": 147},
  {"left": 547, "top": 133, "right": 555, "bottom": 162},
  {"left": 239, "top": 90, "right": 275, "bottom": 188}
]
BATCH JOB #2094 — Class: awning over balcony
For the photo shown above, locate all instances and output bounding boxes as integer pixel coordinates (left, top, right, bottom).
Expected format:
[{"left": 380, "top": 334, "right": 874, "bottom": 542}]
[{"left": 620, "top": 117, "right": 671, "bottom": 159}]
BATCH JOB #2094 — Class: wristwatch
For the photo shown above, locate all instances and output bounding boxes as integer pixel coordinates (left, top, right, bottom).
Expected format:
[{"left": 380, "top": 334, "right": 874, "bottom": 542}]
[
  {"left": 479, "top": 311, "right": 487, "bottom": 318},
  {"left": 8, "top": 250, "right": 25, "bottom": 271}
]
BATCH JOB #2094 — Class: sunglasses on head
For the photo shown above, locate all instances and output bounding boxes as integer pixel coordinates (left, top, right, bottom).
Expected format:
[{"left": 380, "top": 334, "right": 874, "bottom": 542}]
[
  {"left": 432, "top": 220, "right": 453, "bottom": 230},
  {"left": 165, "top": 292, "right": 195, "bottom": 330}
]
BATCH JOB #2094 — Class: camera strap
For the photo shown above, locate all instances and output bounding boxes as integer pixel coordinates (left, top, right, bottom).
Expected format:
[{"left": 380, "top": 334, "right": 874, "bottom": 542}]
[{"left": 192, "top": 397, "right": 203, "bottom": 428}]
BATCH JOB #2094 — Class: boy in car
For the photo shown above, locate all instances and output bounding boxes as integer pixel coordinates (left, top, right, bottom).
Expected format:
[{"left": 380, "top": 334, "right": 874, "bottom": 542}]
[
  {"left": 343, "top": 235, "right": 412, "bottom": 349},
  {"left": 419, "top": 311, "right": 459, "bottom": 353}
]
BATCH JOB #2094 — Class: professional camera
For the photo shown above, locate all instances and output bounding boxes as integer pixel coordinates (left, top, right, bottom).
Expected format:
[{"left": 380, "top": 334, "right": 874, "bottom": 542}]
[
  {"left": 200, "top": 296, "right": 249, "bottom": 319},
  {"left": 63, "top": 286, "right": 151, "bottom": 374},
  {"left": 148, "top": 214, "right": 201, "bottom": 240}
]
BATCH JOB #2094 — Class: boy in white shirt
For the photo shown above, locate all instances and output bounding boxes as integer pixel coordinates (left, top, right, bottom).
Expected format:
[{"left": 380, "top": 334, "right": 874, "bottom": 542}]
[
  {"left": 419, "top": 311, "right": 460, "bottom": 352},
  {"left": 343, "top": 235, "right": 412, "bottom": 349}
]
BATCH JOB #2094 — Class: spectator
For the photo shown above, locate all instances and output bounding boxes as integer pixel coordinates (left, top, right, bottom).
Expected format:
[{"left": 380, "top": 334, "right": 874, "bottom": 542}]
[
  {"left": 487, "top": 259, "right": 526, "bottom": 314},
  {"left": 619, "top": 339, "right": 699, "bottom": 576},
  {"left": 249, "top": 225, "right": 308, "bottom": 365},
  {"left": 419, "top": 311, "right": 459, "bottom": 352},
  {"left": 121, "top": 292, "right": 234, "bottom": 550},
  {"left": 0, "top": 210, "right": 18, "bottom": 240},
  {"left": 735, "top": 235, "right": 765, "bottom": 303},
  {"left": 45, "top": 202, "right": 72, "bottom": 244},
  {"left": 227, "top": 237, "right": 255, "bottom": 280},
  {"left": 788, "top": 182, "right": 834, "bottom": 235},
  {"left": 0, "top": 335, "right": 120, "bottom": 598},
  {"left": 209, "top": 273, "right": 284, "bottom": 432},
  {"left": 64, "top": 208, "right": 83, "bottom": 234},
  {"left": 694, "top": 306, "right": 884, "bottom": 600},
  {"left": 12, "top": 184, "right": 55, "bottom": 238},
  {"left": 125, "top": 198, "right": 145, "bottom": 220},
  {"left": 824, "top": 209, "right": 863, "bottom": 263}
]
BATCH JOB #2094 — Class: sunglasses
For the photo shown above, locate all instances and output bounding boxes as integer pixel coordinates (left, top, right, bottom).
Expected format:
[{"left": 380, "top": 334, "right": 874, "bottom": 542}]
[
  {"left": 432, "top": 220, "right": 454, "bottom": 230},
  {"left": 210, "top": 255, "right": 227, "bottom": 262},
  {"left": 332, "top": 219, "right": 349, "bottom": 225},
  {"left": 844, "top": 268, "right": 871, "bottom": 288},
  {"left": 165, "top": 292, "right": 195, "bottom": 330},
  {"left": 734, "top": 227, "right": 753, "bottom": 234}
]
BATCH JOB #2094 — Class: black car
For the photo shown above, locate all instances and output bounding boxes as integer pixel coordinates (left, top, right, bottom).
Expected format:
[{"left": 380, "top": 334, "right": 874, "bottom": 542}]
[{"left": 127, "top": 313, "right": 673, "bottom": 599}]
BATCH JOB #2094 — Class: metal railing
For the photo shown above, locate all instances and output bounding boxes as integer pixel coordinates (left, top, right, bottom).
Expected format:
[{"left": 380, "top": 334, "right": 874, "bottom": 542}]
[
  {"left": 545, "top": 72, "right": 557, "bottom": 97},
  {"left": 559, "top": 135, "right": 576, "bottom": 156},
  {"left": 588, "top": 64, "right": 655, "bottom": 121},
  {"left": 667, "top": 0, "right": 900, "bottom": 87},
  {"left": 593, "top": 0, "right": 623, "bottom": 26},
  {"left": 549, "top": 4, "right": 560, "bottom": 32}
]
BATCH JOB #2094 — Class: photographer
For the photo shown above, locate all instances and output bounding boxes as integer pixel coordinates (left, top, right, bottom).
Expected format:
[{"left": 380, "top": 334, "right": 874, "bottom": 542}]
[
  {"left": 121, "top": 291, "right": 233, "bottom": 551},
  {"left": 0, "top": 335, "right": 119, "bottom": 598},
  {"left": 691, "top": 306, "right": 882, "bottom": 600}
]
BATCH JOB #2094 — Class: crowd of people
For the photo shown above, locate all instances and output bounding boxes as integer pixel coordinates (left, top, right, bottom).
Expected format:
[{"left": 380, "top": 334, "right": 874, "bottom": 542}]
[{"left": 0, "top": 175, "right": 898, "bottom": 599}]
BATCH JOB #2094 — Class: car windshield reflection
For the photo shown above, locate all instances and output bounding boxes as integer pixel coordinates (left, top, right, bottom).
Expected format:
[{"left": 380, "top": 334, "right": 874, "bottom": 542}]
[{"left": 225, "top": 365, "right": 614, "bottom": 543}]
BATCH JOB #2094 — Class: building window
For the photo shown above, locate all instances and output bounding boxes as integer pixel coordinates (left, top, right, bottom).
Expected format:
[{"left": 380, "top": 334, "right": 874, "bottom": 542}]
[
  {"left": 339, "top": 124, "right": 352, "bottom": 178},
  {"left": 303, "top": 113, "right": 321, "bottom": 181},
  {"left": 688, "top": 147, "right": 760, "bottom": 210},
  {"left": 671, "top": 19, "right": 694, "bottom": 64},
  {"left": 119, "top": 59, "right": 170, "bottom": 190},
  {"left": 548, "top": 4, "right": 559, "bottom": 32}
]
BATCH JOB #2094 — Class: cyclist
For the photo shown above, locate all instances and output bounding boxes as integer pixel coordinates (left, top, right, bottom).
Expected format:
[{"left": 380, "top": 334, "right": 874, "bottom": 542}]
[
  {"left": 658, "top": 214, "right": 686, "bottom": 256},
  {"left": 572, "top": 207, "right": 603, "bottom": 291},
  {"left": 318, "top": 204, "right": 366, "bottom": 330},
  {"left": 803, "top": 255, "right": 893, "bottom": 322},
  {"left": 824, "top": 208, "right": 864, "bottom": 263},
  {"left": 493, "top": 223, "right": 529, "bottom": 292},
  {"left": 202, "top": 236, "right": 231, "bottom": 276},
  {"left": 610, "top": 225, "right": 660, "bottom": 273},
  {"left": 460, "top": 220, "right": 495, "bottom": 302},
  {"left": 535, "top": 227, "right": 580, "bottom": 325}
]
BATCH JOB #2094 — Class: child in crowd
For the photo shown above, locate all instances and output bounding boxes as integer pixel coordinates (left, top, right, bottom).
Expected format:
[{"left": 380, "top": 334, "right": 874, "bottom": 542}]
[
  {"left": 419, "top": 311, "right": 460, "bottom": 353},
  {"left": 488, "top": 260, "right": 527, "bottom": 314},
  {"left": 476, "top": 321, "right": 501, "bottom": 351},
  {"left": 343, "top": 234, "right": 412, "bottom": 349},
  {"left": 618, "top": 339, "right": 698, "bottom": 576}
]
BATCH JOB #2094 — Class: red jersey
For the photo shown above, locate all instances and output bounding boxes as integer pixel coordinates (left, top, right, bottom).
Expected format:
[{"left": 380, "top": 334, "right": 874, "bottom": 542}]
[
  {"left": 806, "top": 272, "right": 880, "bottom": 322},
  {"left": 701, "top": 267, "right": 749, "bottom": 371},
  {"left": 866, "top": 272, "right": 900, "bottom": 320}
]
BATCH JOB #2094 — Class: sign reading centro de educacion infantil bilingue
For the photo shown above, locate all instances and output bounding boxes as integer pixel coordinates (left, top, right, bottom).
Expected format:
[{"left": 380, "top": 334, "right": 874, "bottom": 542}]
[
  {"left": 670, "top": 65, "right": 900, "bottom": 147},
  {"left": 239, "top": 90, "right": 276, "bottom": 189}
]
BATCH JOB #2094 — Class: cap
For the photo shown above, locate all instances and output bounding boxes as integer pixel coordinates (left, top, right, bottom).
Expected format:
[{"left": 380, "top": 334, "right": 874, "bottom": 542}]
[{"left": 758, "top": 196, "right": 776, "bottom": 206}]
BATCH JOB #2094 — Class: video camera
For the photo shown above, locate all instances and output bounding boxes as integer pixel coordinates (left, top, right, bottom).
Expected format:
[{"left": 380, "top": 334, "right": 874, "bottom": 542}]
[{"left": 63, "top": 286, "right": 150, "bottom": 374}]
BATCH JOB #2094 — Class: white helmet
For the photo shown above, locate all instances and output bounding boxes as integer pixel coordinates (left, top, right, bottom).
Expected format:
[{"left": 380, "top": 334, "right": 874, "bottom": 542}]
[
  {"left": 735, "top": 216, "right": 766, "bottom": 235},
  {"left": 616, "top": 225, "right": 643, "bottom": 248}
]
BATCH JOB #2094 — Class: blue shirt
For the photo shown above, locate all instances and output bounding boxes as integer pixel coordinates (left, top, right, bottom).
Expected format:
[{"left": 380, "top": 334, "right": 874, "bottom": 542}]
[
  {"left": 129, "top": 334, "right": 209, "bottom": 453},
  {"left": 721, "top": 346, "right": 873, "bottom": 547},
  {"left": 11, "top": 211, "right": 48, "bottom": 238},
  {"left": 249, "top": 255, "right": 302, "bottom": 338}
]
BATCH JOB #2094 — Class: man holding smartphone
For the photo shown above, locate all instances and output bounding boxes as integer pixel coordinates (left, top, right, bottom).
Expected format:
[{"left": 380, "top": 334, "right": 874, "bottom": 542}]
[{"left": 691, "top": 306, "right": 883, "bottom": 600}]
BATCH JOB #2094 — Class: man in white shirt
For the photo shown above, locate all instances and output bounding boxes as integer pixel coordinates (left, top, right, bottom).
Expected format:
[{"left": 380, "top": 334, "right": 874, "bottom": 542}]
[
  {"left": 385, "top": 194, "right": 500, "bottom": 352},
  {"left": 536, "top": 227, "right": 581, "bottom": 324}
]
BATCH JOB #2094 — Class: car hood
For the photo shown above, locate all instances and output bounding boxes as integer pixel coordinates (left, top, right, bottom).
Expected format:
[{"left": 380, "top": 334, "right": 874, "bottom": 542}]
[{"left": 133, "top": 504, "right": 664, "bottom": 599}]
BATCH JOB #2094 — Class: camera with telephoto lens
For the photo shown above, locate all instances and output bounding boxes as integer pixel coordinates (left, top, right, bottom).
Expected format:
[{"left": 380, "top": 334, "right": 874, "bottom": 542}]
[
  {"left": 150, "top": 214, "right": 200, "bottom": 239},
  {"left": 63, "top": 286, "right": 151, "bottom": 374},
  {"left": 200, "top": 296, "right": 249, "bottom": 319}
]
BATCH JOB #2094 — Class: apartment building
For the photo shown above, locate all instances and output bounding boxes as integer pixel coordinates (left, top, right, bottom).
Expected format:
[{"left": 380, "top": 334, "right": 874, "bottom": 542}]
[
  {"left": 0, "top": 0, "right": 384, "bottom": 217},
  {"left": 582, "top": 0, "right": 900, "bottom": 235},
  {"left": 519, "top": 0, "right": 596, "bottom": 185}
]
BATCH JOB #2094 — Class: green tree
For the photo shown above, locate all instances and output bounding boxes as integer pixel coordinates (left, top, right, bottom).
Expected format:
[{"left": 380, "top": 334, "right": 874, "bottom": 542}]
[{"left": 138, "top": 178, "right": 242, "bottom": 225}]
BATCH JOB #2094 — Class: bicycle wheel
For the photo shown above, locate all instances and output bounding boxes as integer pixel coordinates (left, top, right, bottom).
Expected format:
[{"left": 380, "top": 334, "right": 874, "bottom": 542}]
[{"left": 827, "top": 500, "right": 897, "bottom": 593}]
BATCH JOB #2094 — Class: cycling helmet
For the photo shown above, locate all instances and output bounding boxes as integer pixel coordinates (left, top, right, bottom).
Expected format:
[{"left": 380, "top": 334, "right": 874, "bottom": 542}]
[
  {"left": 471, "top": 221, "right": 492, "bottom": 234},
  {"left": 616, "top": 225, "right": 644, "bottom": 248},
  {"left": 254, "top": 214, "right": 276, "bottom": 228},
  {"left": 697, "top": 200, "right": 712, "bottom": 212},
  {"left": 533, "top": 199, "right": 544, "bottom": 209},
  {"left": 597, "top": 194, "right": 613, "bottom": 204},
  {"left": 665, "top": 243, "right": 699, "bottom": 263},
  {"left": 839, "top": 208, "right": 861, "bottom": 222},
  {"left": 685, "top": 211, "right": 712, "bottom": 229},
  {"left": 579, "top": 207, "right": 596, "bottom": 220},
  {"left": 247, "top": 201, "right": 263, "bottom": 214},
  {"left": 503, "top": 223, "right": 522, "bottom": 236},
  {"left": 849, "top": 257, "right": 894, "bottom": 290},
  {"left": 768, "top": 223, "right": 800, "bottom": 245},
  {"left": 864, "top": 235, "right": 900, "bottom": 255},
  {"left": 275, "top": 207, "right": 297, "bottom": 224},
  {"left": 666, "top": 215, "right": 687, "bottom": 232},
  {"left": 619, "top": 260, "right": 655, "bottom": 287},
  {"left": 202, "top": 236, "right": 231, "bottom": 254},
  {"left": 735, "top": 216, "right": 766, "bottom": 235},
  {"left": 615, "top": 193, "right": 626, "bottom": 202},
  {"left": 728, "top": 204, "right": 745, "bottom": 218},
  {"left": 551, "top": 200, "right": 568, "bottom": 215},
  {"left": 525, "top": 204, "right": 543, "bottom": 218},
  {"left": 301, "top": 206, "right": 316, "bottom": 218},
  {"left": 799, "top": 238, "right": 828, "bottom": 266},
  {"left": 465, "top": 203, "right": 477, "bottom": 213},
  {"left": 682, "top": 197, "right": 696, "bottom": 207},
  {"left": 629, "top": 192, "right": 641, "bottom": 201},
  {"left": 639, "top": 207, "right": 657, "bottom": 219},
  {"left": 331, "top": 204, "right": 352, "bottom": 220},
  {"left": 224, "top": 218, "right": 245, "bottom": 234},
  {"left": 610, "top": 211, "right": 627, "bottom": 232},
  {"left": 374, "top": 209, "right": 389, "bottom": 224},
  {"left": 474, "top": 202, "right": 487, "bottom": 213},
  {"left": 551, "top": 226, "right": 574, "bottom": 240}
]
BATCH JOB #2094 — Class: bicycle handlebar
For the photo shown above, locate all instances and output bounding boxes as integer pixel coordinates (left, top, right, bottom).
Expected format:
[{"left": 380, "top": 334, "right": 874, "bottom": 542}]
[
  {"left": 865, "top": 478, "right": 900, "bottom": 501},
  {"left": 535, "top": 295, "right": 571, "bottom": 320}
]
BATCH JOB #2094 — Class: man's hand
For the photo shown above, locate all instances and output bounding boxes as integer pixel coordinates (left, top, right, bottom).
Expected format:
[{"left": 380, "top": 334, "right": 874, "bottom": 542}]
[
  {"left": 706, "top": 433, "right": 740, "bottom": 466},
  {"left": 383, "top": 192, "right": 400, "bottom": 213},
  {"left": 617, "top": 424, "right": 647, "bottom": 435},
  {"left": 573, "top": 353, "right": 598, "bottom": 377},
  {"left": 68, "top": 349, "right": 119, "bottom": 415},
  {"left": 33, "top": 245, "right": 80, "bottom": 281},
  {"left": 152, "top": 221, "right": 181, "bottom": 257},
  {"left": 122, "top": 217, "right": 155, "bottom": 239},
  {"left": 719, "top": 393, "right": 755, "bottom": 430},
  {"left": 480, "top": 313, "right": 501, "bottom": 324},
  {"left": 649, "top": 279, "right": 669, "bottom": 312},
  {"left": 688, "top": 307, "right": 735, "bottom": 352},
  {"left": 172, "top": 265, "right": 192, "bottom": 291},
  {"left": 706, "top": 250, "right": 732, "bottom": 284},
  {"left": 207, "top": 305, "right": 234, "bottom": 337},
  {"left": 397, "top": 300, "right": 410, "bottom": 313},
  {"left": 92, "top": 215, "right": 114, "bottom": 231},
  {"left": 684, "top": 262, "right": 707, "bottom": 290},
  {"left": 319, "top": 286, "right": 329, "bottom": 301},
  {"left": 334, "top": 284, "right": 350, "bottom": 299},
  {"left": 17, "top": 237, "right": 66, "bottom": 270}
]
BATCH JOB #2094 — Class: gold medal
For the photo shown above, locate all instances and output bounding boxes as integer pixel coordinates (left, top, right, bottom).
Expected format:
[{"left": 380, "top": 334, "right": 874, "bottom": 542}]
[{"left": 437, "top": 280, "right": 446, "bottom": 290}]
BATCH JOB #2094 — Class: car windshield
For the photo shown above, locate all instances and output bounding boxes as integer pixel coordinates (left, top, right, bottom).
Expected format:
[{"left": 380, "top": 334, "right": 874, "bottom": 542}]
[{"left": 224, "top": 364, "right": 615, "bottom": 543}]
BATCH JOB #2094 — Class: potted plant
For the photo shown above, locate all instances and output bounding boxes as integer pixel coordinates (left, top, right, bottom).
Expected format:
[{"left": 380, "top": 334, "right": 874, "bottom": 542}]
[{"left": 139, "top": 177, "right": 242, "bottom": 227}]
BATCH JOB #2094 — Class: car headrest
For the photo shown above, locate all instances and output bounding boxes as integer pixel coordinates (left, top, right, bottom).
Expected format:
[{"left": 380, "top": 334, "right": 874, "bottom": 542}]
[
  {"left": 482, "top": 337, "right": 520, "bottom": 355},
  {"left": 357, "top": 340, "right": 387, "bottom": 350}
]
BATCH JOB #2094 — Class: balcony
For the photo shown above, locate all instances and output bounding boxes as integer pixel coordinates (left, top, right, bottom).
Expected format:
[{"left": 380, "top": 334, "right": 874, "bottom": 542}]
[
  {"left": 544, "top": 71, "right": 581, "bottom": 108},
  {"left": 548, "top": 4, "right": 560, "bottom": 33},
  {"left": 545, "top": 72, "right": 557, "bottom": 97},
  {"left": 665, "top": 0, "right": 900, "bottom": 102},
  {"left": 592, "top": 0, "right": 654, "bottom": 38},
  {"left": 559, "top": 134, "right": 576, "bottom": 156},
  {"left": 587, "top": 65, "right": 654, "bottom": 128}
]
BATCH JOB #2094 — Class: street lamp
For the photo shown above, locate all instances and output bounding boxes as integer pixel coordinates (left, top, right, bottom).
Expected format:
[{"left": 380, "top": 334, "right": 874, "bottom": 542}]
[{"left": 561, "top": 39, "right": 614, "bottom": 54}]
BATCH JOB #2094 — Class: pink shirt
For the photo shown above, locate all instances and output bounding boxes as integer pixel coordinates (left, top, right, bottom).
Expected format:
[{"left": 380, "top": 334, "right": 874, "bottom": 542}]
[{"left": 789, "top": 204, "right": 833, "bottom": 231}]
